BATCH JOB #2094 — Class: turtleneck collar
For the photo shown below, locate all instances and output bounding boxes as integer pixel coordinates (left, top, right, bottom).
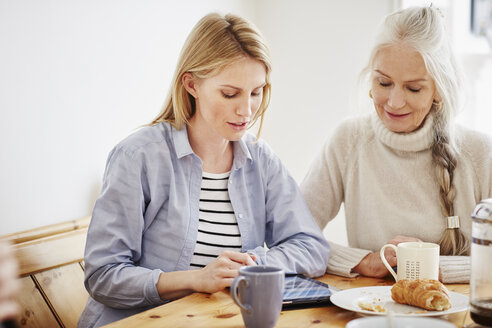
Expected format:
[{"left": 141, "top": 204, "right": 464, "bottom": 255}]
[{"left": 371, "top": 112, "right": 435, "bottom": 152}]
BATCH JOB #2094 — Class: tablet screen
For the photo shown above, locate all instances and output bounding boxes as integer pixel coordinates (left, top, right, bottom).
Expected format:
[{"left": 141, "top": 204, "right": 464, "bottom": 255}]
[{"left": 282, "top": 274, "right": 335, "bottom": 309}]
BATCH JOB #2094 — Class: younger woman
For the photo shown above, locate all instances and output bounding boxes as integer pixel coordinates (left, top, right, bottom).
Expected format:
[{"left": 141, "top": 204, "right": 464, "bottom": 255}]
[{"left": 79, "top": 13, "right": 329, "bottom": 328}]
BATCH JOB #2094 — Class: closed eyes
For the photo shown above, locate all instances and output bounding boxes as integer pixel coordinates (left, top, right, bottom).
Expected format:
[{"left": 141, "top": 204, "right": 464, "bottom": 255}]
[
  {"left": 222, "top": 92, "right": 236, "bottom": 99},
  {"left": 221, "top": 90, "right": 262, "bottom": 99},
  {"left": 378, "top": 81, "right": 421, "bottom": 93}
]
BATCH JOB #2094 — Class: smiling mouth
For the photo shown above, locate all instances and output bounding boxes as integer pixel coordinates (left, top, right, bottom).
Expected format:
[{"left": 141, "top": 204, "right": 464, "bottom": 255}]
[{"left": 386, "top": 111, "right": 410, "bottom": 118}]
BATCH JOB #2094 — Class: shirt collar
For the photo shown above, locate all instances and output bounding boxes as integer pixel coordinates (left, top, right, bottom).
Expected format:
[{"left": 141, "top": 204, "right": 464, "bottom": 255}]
[
  {"left": 171, "top": 124, "right": 194, "bottom": 159},
  {"left": 232, "top": 135, "right": 253, "bottom": 170},
  {"left": 171, "top": 124, "right": 253, "bottom": 167}
]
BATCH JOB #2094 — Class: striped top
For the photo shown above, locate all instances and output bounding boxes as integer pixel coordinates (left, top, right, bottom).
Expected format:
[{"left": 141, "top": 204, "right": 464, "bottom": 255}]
[{"left": 189, "top": 171, "right": 242, "bottom": 269}]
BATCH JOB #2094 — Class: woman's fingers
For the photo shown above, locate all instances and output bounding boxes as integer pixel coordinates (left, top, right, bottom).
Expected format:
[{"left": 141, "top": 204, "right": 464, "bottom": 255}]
[
  {"left": 383, "top": 247, "right": 396, "bottom": 258},
  {"left": 246, "top": 253, "right": 257, "bottom": 265},
  {"left": 386, "top": 254, "right": 397, "bottom": 267},
  {"left": 220, "top": 251, "right": 254, "bottom": 266},
  {"left": 245, "top": 255, "right": 257, "bottom": 266},
  {"left": 197, "top": 251, "right": 258, "bottom": 293}
]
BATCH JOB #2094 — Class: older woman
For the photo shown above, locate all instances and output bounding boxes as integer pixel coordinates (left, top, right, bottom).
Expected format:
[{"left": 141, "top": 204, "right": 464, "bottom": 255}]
[
  {"left": 79, "top": 12, "right": 329, "bottom": 328},
  {"left": 301, "top": 6, "right": 492, "bottom": 284}
]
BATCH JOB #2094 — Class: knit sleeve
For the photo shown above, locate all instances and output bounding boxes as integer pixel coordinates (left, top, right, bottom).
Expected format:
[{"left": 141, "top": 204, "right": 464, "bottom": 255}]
[
  {"left": 457, "top": 127, "right": 492, "bottom": 199},
  {"left": 439, "top": 256, "right": 470, "bottom": 283},
  {"left": 473, "top": 132, "right": 492, "bottom": 198},
  {"left": 325, "top": 242, "right": 371, "bottom": 277}
]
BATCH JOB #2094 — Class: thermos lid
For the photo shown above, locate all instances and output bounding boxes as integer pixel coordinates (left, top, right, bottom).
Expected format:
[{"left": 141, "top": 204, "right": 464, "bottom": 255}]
[{"left": 471, "top": 198, "right": 492, "bottom": 224}]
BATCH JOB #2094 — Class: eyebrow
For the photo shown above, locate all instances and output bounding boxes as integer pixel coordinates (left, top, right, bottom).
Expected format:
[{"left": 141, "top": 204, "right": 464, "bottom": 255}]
[
  {"left": 374, "top": 69, "right": 428, "bottom": 83},
  {"left": 219, "top": 83, "right": 266, "bottom": 90}
]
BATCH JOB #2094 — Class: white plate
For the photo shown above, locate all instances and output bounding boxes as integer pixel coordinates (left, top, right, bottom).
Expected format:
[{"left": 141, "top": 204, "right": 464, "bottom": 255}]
[
  {"left": 330, "top": 286, "right": 468, "bottom": 317},
  {"left": 346, "top": 316, "right": 456, "bottom": 328}
]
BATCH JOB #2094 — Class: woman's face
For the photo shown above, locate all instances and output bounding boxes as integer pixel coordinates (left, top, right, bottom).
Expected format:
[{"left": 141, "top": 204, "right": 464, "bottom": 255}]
[
  {"left": 186, "top": 57, "right": 266, "bottom": 142},
  {"left": 371, "top": 44, "right": 438, "bottom": 133}
]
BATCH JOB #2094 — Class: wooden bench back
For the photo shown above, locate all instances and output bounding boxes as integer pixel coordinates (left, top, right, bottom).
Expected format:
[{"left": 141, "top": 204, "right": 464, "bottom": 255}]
[{"left": 1, "top": 217, "right": 91, "bottom": 328}]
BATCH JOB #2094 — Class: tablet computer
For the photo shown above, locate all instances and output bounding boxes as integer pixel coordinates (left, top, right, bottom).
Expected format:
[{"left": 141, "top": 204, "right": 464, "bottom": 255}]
[{"left": 282, "top": 274, "right": 339, "bottom": 310}]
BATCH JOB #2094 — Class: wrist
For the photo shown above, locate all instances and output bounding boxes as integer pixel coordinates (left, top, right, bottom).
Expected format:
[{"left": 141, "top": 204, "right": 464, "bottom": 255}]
[
  {"left": 157, "top": 270, "right": 199, "bottom": 297},
  {"left": 186, "top": 269, "right": 203, "bottom": 293},
  {"left": 352, "top": 253, "right": 371, "bottom": 275}
]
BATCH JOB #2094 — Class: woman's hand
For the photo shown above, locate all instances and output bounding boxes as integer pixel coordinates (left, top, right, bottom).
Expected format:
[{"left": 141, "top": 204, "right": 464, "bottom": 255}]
[
  {"left": 193, "top": 251, "right": 256, "bottom": 294},
  {"left": 353, "top": 252, "right": 395, "bottom": 278},
  {"left": 157, "top": 251, "right": 256, "bottom": 301},
  {"left": 0, "top": 241, "right": 20, "bottom": 321},
  {"left": 352, "top": 235, "right": 422, "bottom": 278}
]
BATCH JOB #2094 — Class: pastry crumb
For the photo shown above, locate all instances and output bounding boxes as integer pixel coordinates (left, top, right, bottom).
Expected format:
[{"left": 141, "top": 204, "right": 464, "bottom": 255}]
[
  {"left": 358, "top": 301, "right": 386, "bottom": 312},
  {"left": 407, "top": 310, "right": 428, "bottom": 314}
]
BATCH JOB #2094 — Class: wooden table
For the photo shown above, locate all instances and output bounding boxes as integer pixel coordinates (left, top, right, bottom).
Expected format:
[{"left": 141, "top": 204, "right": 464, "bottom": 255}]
[{"left": 103, "top": 274, "right": 472, "bottom": 328}]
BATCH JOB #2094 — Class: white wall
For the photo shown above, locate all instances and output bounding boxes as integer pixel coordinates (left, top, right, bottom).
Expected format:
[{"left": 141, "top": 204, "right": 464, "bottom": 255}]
[
  {"left": 256, "top": 0, "right": 394, "bottom": 181},
  {"left": 0, "top": 0, "right": 393, "bottom": 244},
  {"left": 255, "top": 0, "right": 394, "bottom": 245},
  {"left": 0, "top": 0, "right": 256, "bottom": 234}
]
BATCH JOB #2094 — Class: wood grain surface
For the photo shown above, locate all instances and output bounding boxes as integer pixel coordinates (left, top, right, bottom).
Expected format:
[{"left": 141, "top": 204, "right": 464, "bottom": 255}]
[{"left": 103, "top": 274, "right": 471, "bottom": 328}]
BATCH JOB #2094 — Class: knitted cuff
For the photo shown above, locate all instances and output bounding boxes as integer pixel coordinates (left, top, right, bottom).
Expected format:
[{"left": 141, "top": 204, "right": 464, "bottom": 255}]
[
  {"left": 326, "top": 242, "right": 371, "bottom": 278},
  {"left": 439, "top": 256, "right": 470, "bottom": 284}
]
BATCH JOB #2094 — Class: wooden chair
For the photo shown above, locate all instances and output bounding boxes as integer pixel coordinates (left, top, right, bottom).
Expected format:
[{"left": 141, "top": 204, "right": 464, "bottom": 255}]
[{"left": 1, "top": 216, "right": 91, "bottom": 328}]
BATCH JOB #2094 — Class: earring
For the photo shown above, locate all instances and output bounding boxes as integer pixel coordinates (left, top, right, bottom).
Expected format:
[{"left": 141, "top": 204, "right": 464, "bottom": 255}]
[
  {"left": 369, "top": 90, "right": 373, "bottom": 99},
  {"left": 433, "top": 100, "right": 443, "bottom": 111}
]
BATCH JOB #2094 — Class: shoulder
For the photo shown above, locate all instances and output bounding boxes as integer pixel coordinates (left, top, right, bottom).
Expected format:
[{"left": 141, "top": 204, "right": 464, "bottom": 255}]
[
  {"left": 113, "top": 122, "right": 172, "bottom": 158},
  {"left": 237, "top": 133, "right": 286, "bottom": 177},
  {"left": 455, "top": 125, "right": 492, "bottom": 164},
  {"left": 241, "top": 132, "right": 277, "bottom": 161},
  {"left": 456, "top": 125, "right": 492, "bottom": 148},
  {"left": 325, "top": 114, "right": 374, "bottom": 151},
  {"left": 106, "top": 123, "right": 176, "bottom": 170},
  {"left": 336, "top": 114, "right": 370, "bottom": 131}
]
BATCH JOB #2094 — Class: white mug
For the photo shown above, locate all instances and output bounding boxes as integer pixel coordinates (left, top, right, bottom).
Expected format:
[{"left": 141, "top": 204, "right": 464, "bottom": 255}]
[{"left": 380, "top": 242, "right": 439, "bottom": 281}]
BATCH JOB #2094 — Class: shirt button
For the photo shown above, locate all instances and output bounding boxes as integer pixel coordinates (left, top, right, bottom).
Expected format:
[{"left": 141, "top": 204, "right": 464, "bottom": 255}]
[{"left": 238, "top": 213, "right": 243, "bottom": 219}]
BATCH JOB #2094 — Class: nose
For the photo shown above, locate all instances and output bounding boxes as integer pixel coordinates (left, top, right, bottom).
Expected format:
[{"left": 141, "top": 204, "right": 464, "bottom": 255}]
[
  {"left": 387, "top": 87, "right": 406, "bottom": 110},
  {"left": 236, "top": 96, "right": 253, "bottom": 117}
]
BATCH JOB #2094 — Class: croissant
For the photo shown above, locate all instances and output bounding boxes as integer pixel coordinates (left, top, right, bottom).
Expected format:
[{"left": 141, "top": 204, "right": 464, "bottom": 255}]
[{"left": 391, "top": 279, "right": 451, "bottom": 311}]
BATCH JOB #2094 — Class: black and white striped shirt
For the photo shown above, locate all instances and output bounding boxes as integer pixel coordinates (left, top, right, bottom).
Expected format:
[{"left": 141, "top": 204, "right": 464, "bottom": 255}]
[{"left": 189, "top": 171, "right": 242, "bottom": 269}]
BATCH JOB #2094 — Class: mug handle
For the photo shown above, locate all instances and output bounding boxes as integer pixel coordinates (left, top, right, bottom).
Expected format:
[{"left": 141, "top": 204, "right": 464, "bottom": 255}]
[
  {"left": 380, "top": 244, "right": 398, "bottom": 281},
  {"left": 231, "top": 276, "right": 252, "bottom": 313}
]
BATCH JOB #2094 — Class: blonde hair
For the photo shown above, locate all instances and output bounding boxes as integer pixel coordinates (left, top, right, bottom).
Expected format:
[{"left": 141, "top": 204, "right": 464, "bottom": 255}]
[
  {"left": 362, "top": 7, "right": 468, "bottom": 255},
  {"left": 151, "top": 13, "right": 272, "bottom": 138}
]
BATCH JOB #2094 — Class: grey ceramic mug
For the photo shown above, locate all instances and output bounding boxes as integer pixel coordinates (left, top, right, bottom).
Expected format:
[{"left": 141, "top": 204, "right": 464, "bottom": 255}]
[{"left": 231, "top": 266, "right": 284, "bottom": 328}]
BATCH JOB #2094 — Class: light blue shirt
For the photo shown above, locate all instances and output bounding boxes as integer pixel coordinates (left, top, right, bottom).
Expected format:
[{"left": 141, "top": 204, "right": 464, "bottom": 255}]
[{"left": 78, "top": 122, "right": 330, "bottom": 327}]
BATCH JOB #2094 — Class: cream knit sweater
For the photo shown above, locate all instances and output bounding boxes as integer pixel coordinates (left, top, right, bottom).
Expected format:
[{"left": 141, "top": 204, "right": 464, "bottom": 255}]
[{"left": 301, "top": 113, "right": 492, "bottom": 283}]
